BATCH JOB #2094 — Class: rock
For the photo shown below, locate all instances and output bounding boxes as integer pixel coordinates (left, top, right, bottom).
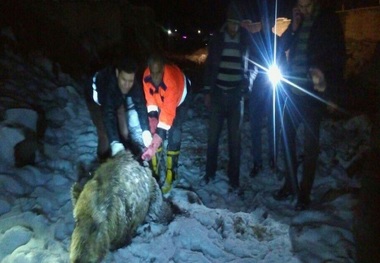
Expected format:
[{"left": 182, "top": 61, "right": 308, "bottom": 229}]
[
  {"left": 0, "top": 199, "right": 11, "bottom": 215},
  {"left": 0, "top": 225, "right": 33, "bottom": 259},
  {"left": 5, "top": 108, "right": 38, "bottom": 131},
  {"left": 0, "top": 125, "right": 24, "bottom": 166}
]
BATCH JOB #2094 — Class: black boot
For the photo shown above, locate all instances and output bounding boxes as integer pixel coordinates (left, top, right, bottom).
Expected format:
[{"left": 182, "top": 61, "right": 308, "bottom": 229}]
[
  {"left": 295, "top": 194, "right": 311, "bottom": 211},
  {"left": 200, "top": 174, "right": 214, "bottom": 186},
  {"left": 269, "top": 158, "right": 276, "bottom": 170},
  {"left": 273, "top": 185, "right": 294, "bottom": 201},
  {"left": 250, "top": 162, "right": 262, "bottom": 178}
]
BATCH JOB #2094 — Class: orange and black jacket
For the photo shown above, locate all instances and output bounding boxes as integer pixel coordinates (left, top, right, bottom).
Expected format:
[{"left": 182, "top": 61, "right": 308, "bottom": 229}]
[{"left": 143, "top": 64, "right": 187, "bottom": 136}]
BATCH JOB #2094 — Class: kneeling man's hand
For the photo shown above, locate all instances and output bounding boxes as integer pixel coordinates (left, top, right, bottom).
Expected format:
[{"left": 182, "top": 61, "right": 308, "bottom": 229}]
[
  {"left": 141, "top": 134, "right": 162, "bottom": 161},
  {"left": 110, "top": 141, "right": 125, "bottom": 156}
]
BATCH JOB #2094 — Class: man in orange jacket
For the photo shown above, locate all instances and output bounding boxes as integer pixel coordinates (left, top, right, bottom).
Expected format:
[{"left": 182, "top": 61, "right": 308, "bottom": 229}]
[{"left": 141, "top": 54, "right": 190, "bottom": 194}]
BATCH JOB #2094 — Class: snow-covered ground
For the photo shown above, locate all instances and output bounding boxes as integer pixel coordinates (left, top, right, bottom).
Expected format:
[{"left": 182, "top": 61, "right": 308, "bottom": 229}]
[{"left": 0, "top": 41, "right": 371, "bottom": 262}]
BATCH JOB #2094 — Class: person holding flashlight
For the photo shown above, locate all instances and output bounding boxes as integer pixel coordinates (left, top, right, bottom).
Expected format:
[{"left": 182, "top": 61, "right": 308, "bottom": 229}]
[
  {"left": 248, "top": 7, "right": 287, "bottom": 178},
  {"left": 273, "top": 0, "right": 346, "bottom": 210}
]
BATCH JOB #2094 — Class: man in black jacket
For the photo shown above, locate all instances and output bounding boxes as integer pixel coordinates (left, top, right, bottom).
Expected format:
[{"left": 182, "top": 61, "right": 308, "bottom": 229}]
[
  {"left": 273, "top": 0, "right": 346, "bottom": 210},
  {"left": 202, "top": 1, "right": 255, "bottom": 192},
  {"left": 86, "top": 57, "right": 150, "bottom": 159}
]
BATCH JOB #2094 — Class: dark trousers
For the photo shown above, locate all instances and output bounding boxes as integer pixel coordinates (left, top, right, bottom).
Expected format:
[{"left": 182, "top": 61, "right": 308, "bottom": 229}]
[
  {"left": 166, "top": 93, "right": 190, "bottom": 152},
  {"left": 206, "top": 89, "right": 244, "bottom": 187},
  {"left": 249, "top": 84, "right": 282, "bottom": 165},
  {"left": 281, "top": 94, "right": 322, "bottom": 201}
]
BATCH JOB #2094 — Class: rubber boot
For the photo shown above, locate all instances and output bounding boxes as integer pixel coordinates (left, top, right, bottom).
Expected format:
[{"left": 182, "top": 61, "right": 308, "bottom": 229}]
[
  {"left": 161, "top": 150, "right": 179, "bottom": 194},
  {"left": 150, "top": 147, "right": 162, "bottom": 182}
]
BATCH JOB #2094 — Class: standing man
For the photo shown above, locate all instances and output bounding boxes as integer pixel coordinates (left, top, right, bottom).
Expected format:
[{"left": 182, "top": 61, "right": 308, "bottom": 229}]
[
  {"left": 141, "top": 54, "right": 191, "bottom": 194},
  {"left": 273, "top": 0, "right": 346, "bottom": 210},
  {"left": 86, "top": 56, "right": 151, "bottom": 159},
  {"left": 203, "top": 1, "right": 255, "bottom": 192},
  {"left": 248, "top": 9, "right": 286, "bottom": 177}
]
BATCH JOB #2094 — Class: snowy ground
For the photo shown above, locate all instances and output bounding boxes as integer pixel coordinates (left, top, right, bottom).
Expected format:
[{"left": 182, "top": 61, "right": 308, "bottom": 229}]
[{"left": 0, "top": 46, "right": 370, "bottom": 262}]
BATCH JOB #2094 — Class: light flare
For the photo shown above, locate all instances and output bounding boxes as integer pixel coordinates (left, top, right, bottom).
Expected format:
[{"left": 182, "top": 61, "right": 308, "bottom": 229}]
[
  {"left": 267, "top": 64, "right": 282, "bottom": 88},
  {"left": 246, "top": 57, "right": 331, "bottom": 105}
]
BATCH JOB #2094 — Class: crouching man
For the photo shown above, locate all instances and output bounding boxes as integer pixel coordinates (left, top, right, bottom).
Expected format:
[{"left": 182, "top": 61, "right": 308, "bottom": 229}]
[
  {"left": 141, "top": 54, "right": 191, "bottom": 194},
  {"left": 85, "top": 56, "right": 151, "bottom": 160}
]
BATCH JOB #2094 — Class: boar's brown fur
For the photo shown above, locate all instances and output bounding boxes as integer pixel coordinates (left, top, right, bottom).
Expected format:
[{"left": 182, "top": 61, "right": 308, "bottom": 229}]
[{"left": 70, "top": 150, "right": 172, "bottom": 263}]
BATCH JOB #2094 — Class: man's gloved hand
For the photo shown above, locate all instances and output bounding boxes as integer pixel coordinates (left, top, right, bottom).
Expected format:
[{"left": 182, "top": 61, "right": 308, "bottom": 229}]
[
  {"left": 142, "top": 130, "right": 153, "bottom": 147},
  {"left": 141, "top": 134, "right": 163, "bottom": 161},
  {"left": 148, "top": 117, "right": 158, "bottom": 134},
  {"left": 110, "top": 141, "right": 125, "bottom": 156}
]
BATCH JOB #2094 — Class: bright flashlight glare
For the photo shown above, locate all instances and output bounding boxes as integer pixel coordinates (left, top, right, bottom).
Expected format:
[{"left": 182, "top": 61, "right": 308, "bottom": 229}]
[{"left": 268, "top": 64, "right": 282, "bottom": 87}]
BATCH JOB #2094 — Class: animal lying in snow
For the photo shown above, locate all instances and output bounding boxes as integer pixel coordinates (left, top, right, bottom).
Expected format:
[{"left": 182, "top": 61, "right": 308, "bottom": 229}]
[{"left": 70, "top": 150, "right": 173, "bottom": 263}]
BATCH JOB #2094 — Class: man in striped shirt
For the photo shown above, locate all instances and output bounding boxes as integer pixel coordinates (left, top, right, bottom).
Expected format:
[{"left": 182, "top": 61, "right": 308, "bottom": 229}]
[{"left": 202, "top": 2, "right": 254, "bottom": 193}]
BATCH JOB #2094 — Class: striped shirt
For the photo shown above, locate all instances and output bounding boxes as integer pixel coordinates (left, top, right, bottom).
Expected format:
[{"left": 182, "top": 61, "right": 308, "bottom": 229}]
[
  {"left": 290, "top": 18, "right": 313, "bottom": 76},
  {"left": 289, "top": 7, "right": 320, "bottom": 95},
  {"left": 215, "top": 32, "right": 243, "bottom": 91}
]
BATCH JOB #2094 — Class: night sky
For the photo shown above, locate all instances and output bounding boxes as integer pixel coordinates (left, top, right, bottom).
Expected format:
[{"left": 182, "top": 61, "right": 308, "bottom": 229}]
[
  {"left": 128, "top": 0, "right": 379, "bottom": 34},
  {"left": 129, "top": 0, "right": 231, "bottom": 33},
  {"left": 129, "top": 0, "right": 297, "bottom": 33}
]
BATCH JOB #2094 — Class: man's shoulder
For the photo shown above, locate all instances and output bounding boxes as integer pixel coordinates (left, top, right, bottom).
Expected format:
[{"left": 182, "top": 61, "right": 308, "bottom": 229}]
[
  {"left": 128, "top": 82, "right": 143, "bottom": 97},
  {"left": 142, "top": 67, "right": 151, "bottom": 84},
  {"left": 164, "top": 64, "right": 183, "bottom": 76},
  {"left": 97, "top": 66, "right": 116, "bottom": 88},
  {"left": 317, "top": 7, "right": 339, "bottom": 21},
  {"left": 313, "top": 7, "right": 342, "bottom": 32},
  {"left": 95, "top": 66, "right": 117, "bottom": 104},
  {"left": 209, "top": 30, "right": 225, "bottom": 43},
  {"left": 97, "top": 66, "right": 114, "bottom": 78}
]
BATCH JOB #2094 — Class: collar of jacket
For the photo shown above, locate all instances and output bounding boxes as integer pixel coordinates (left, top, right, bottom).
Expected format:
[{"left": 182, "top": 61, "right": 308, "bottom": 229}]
[{"left": 144, "top": 75, "right": 168, "bottom": 95}]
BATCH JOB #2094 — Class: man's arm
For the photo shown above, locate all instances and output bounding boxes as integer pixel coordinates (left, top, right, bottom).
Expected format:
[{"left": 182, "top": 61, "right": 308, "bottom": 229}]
[
  {"left": 309, "top": 10, "right": 346, "bottom": 103},
  {"left": 310, "top": 11, "right": 346, "bottom": 79},
  {"left": 203, "top": 34, "right": 218, "bottom": 94},
  {"left": 131, "top": 80, "right": 152, "bottom": 147},
  {"left": 116, "top": 104, "right": 128, "bottom": 142},
  {"left": 130, "top": 81, "right": 149, "bottom": 132},
  {"left": 102, "top": 90, "right": 122, "bottom": 145}
]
